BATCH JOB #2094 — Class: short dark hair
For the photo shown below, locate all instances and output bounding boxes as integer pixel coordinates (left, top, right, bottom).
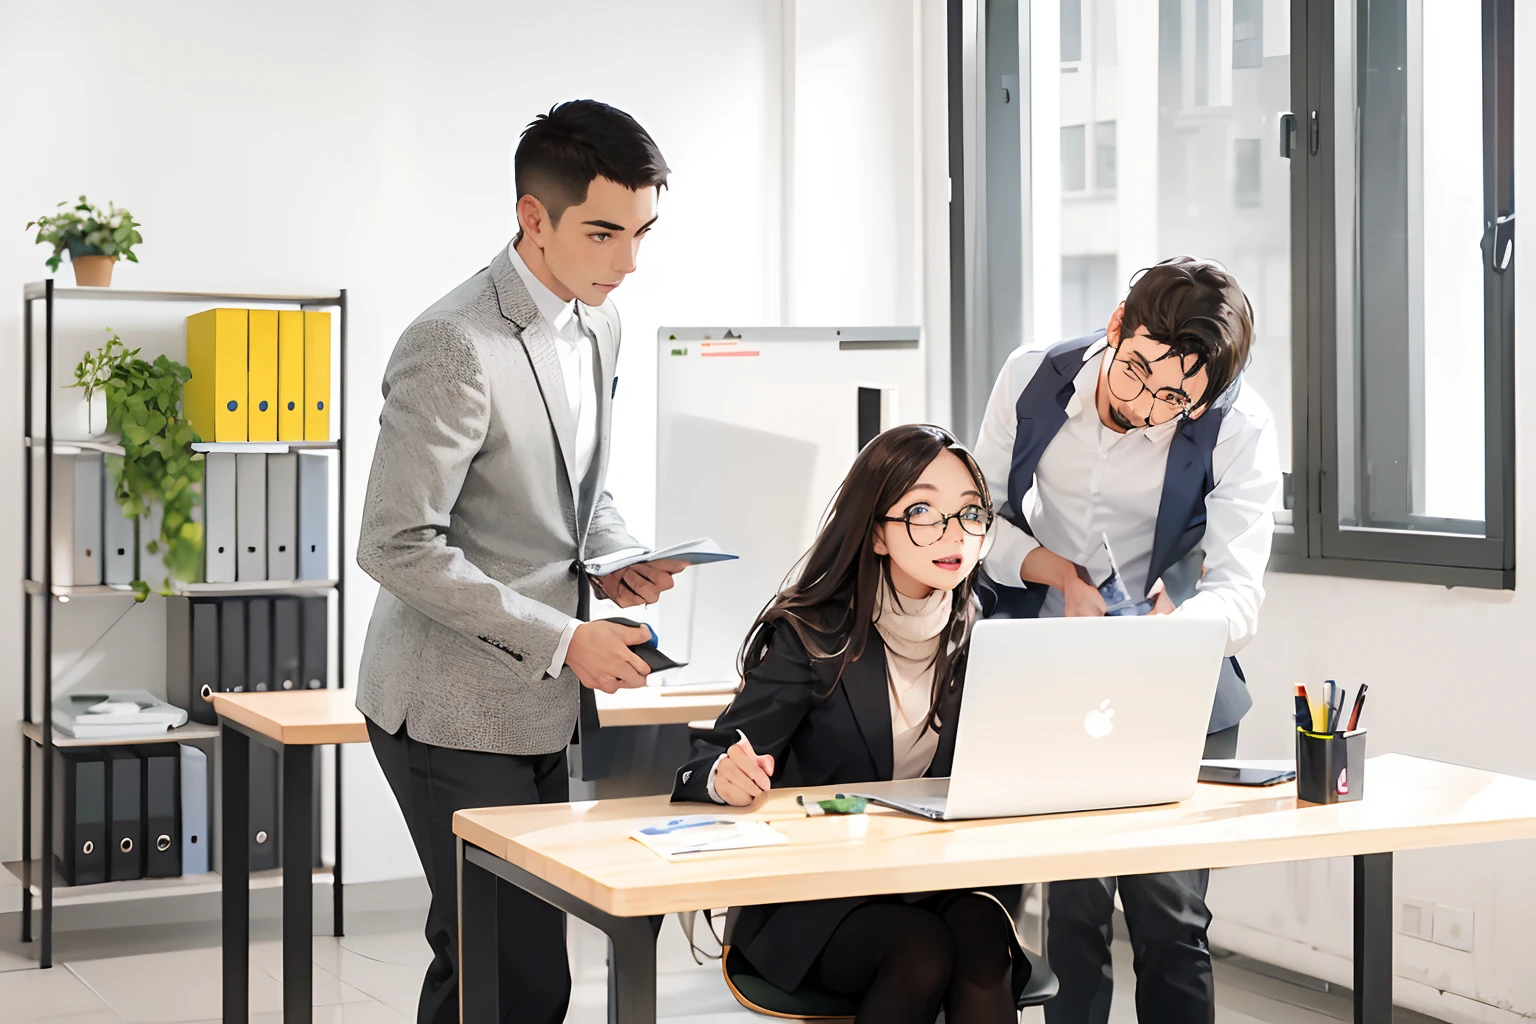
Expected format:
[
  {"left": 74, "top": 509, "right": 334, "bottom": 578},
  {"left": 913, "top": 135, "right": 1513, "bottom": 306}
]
[
  {"left": 1120, "top": 256, "right": 1254, "bottom": 409},
  {"left": 513, "top": 99, "right": 670, "bottom": 237}
]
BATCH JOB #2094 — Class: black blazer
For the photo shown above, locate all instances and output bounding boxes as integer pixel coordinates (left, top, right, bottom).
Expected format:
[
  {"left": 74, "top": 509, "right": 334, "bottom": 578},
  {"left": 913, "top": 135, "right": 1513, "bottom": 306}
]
[{"left": 671, "top": 620, "right": 986, "bottom": 993}]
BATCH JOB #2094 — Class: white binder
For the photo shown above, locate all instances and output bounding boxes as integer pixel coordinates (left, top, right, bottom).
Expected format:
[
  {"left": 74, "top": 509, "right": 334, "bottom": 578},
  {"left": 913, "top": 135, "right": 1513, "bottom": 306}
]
[
  {"left": 203, "top": 453, "right": 238, "bottom": 584},
  {"left": 102, "top": 456, "right": 137, "bottom": 585},
  {"left": 266, "top": 452, "right": 298, "bottom": 581},
  {"left": 235, "top": 453, "right": 268, "bottom": 582},
  {"left": 51, "top": 451, "right": 103, "bottom": 586},
  {"left": 179, "top": 745, "right": 210, "bottom": 875},
  {"left": 138, "top": 500, "right": 166, "bottom": 588},
  {"left": 297, "top": 452, "right": 329, "bottom": 580}
]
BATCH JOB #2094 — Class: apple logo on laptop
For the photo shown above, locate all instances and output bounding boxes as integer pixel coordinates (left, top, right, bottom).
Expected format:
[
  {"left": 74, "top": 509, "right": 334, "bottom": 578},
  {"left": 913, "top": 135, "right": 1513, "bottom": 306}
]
[{"left": 1084, "top": 699, "right": 1116, "bottom": 739}]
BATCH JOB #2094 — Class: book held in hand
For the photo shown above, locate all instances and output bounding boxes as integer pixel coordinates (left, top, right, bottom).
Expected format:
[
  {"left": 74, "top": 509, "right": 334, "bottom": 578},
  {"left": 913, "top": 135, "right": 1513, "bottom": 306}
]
[{"left": 583, "top": 537, "right": 738, "bottom": 577}]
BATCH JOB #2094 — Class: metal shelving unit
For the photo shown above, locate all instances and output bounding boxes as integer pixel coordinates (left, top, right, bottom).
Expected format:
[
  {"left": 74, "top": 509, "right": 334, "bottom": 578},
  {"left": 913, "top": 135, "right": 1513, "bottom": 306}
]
[{"left": 19, "top": 279, "right": 349, "bottom": 968}]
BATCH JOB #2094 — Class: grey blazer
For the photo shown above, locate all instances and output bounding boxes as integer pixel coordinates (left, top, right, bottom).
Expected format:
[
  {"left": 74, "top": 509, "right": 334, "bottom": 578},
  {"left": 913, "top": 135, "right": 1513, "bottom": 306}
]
[{"left": 356, "top": 245, "right": 639, "bottom": 756}]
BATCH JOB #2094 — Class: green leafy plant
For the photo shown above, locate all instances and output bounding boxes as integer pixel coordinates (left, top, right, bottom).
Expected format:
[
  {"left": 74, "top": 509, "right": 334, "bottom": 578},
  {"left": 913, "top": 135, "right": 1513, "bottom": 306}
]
[
  {"left": 26, "top": 196, "right": 143, "bottom": 273},
  {"left": 80, "top": 329, "right": 204, "bottom": 599},
  {"left": 69, "top": 332, "right": 136, "bottom": 403}
]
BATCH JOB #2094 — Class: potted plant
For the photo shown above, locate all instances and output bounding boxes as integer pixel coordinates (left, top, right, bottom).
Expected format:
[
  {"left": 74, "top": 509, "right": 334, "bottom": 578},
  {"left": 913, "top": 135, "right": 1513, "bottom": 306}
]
[
  {"left": 67, "top": 331, "right": 134, "bottom": 437},
  {"left": 87, "top": 329, "right": 204, "bottom": 599},
  {"left": 26, "top": 196, "right": 143, "bottom": 287}
]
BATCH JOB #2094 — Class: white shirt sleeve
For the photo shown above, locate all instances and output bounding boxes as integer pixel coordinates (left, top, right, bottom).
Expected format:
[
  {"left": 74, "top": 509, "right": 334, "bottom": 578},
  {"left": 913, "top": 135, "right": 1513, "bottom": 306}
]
[
  {"left": 1173, "top": 412, "right": 1283, "bottom": 656},
  {"left": 704, "top": 753, "right": 728, "bottom": 804},
  {"left": 973, "top": 349, "right": 1042, "bottom": 588},
  {"left": 546, "top": 617, "right": 582, "bottom": 678}
]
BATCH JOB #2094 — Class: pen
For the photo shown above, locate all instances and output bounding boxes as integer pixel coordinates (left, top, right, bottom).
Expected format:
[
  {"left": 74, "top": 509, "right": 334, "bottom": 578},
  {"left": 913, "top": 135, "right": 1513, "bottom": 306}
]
[
  {"left": 1293, "top": 684, "right": 1309, "bottom": 730},
  {"left": 1320, "top": 687, "right": 1345, "bottom": 736},
  {"left": 1305, "top": 685, "right": 1327, "bottom": 733},
  {"left": 1346, "top": 684, "right": 1369, "bottom": 731}
]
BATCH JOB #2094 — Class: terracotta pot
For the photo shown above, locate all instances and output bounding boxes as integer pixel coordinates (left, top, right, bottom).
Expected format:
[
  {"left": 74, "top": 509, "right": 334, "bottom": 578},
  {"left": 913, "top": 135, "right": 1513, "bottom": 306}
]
[{"left": 71, "top": 255, "right": 115, "bottom": 287}]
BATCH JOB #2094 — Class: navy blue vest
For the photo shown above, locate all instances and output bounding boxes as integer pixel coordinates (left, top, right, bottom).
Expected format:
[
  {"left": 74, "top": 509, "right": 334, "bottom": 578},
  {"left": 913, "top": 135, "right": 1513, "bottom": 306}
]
[{"left": 984, "top": 332, "right": 1251, "bottom": 732}]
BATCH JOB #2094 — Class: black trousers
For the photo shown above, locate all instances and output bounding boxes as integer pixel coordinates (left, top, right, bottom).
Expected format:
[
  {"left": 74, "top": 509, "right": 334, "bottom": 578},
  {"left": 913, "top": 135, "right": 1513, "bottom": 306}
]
[
  {"left": 1044, "top": 724, "right": 1240, "bottom": 1024},
  {"left": 367, "top": 718, "right": 571, "bottom": 1024},
  {"left": 807, "top": 894, "right": 1018, "bottom": 1024}
]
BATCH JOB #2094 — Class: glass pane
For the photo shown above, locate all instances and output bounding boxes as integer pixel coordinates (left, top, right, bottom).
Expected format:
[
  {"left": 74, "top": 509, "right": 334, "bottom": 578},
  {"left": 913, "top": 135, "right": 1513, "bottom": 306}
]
[
  {"left": 1333, "top": 0, "right": 1485, "bottom": 535},
  {"left": 1061, "top": 124, "right": 1086, "bottom": 192},
  {"left": 1049, "top": 0, "right": 1294, "bottom": 508},
  {"left": 1095, "top": 120, "right": 1117, "bottom": 190},
  {"left": 1062, "top": 0, "right": 1084, "bottom": 62}
]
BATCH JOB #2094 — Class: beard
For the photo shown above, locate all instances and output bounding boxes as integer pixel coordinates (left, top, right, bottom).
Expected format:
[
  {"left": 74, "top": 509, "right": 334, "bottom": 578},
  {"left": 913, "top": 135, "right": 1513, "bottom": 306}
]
[{"left": 1107, "top": 403, "right": 1142, "bottom": 431}]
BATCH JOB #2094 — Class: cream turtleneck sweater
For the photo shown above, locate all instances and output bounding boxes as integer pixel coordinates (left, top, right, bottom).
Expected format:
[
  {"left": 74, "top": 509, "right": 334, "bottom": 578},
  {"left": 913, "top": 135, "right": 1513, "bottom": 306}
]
[{"left": 873, "top": 580, "right": 951, "bottom": 780}]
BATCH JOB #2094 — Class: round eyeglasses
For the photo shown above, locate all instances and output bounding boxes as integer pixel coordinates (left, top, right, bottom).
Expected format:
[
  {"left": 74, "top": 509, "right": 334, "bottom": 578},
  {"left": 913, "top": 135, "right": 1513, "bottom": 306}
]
[
  {"left": 878, "top": 503, "right": 994, "bottom": 547},
  {"left": 1106, "top": 351, "right": 1194, "bottom": 425}
]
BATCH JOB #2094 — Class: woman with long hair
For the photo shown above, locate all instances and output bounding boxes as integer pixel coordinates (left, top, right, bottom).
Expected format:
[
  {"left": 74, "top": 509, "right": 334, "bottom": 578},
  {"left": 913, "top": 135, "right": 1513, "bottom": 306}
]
[{"left": 671, "top": 423, "right": 1028, "bottom": 1023}]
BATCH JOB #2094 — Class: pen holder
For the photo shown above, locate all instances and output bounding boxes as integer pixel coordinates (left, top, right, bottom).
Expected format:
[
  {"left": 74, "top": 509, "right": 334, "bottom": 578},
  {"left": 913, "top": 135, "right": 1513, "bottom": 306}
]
[{"left": 1295, "top": 728, "right": 1366, "bottom": 805}]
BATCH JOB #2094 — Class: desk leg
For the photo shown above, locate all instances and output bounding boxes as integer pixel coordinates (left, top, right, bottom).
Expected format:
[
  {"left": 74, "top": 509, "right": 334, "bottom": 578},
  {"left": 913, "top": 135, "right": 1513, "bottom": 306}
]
[
  {"left": 221, "top": 725, "right": 250, "bottom": 1024},
  {"left": 604, "top": 918, "right": 660, "bottom": 1024},
  {"left": 459, "top": 843, "right": 660, "bottom": 1024},
  {"left": 458, "top": 839, "right": 498, "bottom": 1023},
  {"left": 283, "top": 745, "right": 315, "bottom": 1024},
  {"left": 1354, "top": 852, "right": 1392, "bottom": 1024}
]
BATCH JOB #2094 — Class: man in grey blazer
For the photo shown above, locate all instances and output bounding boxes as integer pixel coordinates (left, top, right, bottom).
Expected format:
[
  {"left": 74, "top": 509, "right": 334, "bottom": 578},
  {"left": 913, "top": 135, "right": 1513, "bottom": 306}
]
[{"left": 356, "top": 100, "right": 684, "bottom": 1024}]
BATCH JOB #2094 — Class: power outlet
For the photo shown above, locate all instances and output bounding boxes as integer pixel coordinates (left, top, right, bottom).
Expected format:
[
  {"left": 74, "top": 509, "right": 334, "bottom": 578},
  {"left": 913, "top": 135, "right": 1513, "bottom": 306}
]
[
  {"left": 1432, "top": 904, "right": 1475, "bottom": 952},
  {"left": 1398, "top": 897, "right": 1435, "bottom": 940}
]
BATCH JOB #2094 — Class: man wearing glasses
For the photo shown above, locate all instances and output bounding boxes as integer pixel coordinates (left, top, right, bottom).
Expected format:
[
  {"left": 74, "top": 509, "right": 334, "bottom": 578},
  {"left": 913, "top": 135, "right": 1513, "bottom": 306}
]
[{"left": 972, "top": 257, "right": 1282, "bottom": 1023}]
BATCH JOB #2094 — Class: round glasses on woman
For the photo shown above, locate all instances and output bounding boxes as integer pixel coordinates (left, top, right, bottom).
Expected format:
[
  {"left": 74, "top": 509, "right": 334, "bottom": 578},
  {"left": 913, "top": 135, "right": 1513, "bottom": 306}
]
[{"left": 879, "top": 503, "right": 994, "bottom": 547}]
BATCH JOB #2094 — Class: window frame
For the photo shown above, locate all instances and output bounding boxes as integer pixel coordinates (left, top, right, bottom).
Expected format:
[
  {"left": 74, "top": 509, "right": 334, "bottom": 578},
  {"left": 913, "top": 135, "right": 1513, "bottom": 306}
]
[
  {"left": 1278, "top": 0, "right": 1516, "bottom": 589},
  {"left": 948, "top": 0, "right": 1515, "bottom": 591}
]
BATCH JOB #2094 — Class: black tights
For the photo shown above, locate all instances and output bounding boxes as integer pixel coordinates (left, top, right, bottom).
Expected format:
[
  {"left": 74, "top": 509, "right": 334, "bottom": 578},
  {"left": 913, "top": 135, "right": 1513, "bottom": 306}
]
[{"left": 806, "top": 895, "right": 1017, "bottom": 1024}]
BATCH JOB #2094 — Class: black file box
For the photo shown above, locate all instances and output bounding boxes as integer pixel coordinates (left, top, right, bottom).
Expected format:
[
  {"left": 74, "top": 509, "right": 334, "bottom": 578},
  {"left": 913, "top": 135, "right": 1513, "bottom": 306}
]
[
  {"left": 137, "top": 745, "right": 182, "bottom": 878},
  {"left": 1295, "top": 728, "right": 1367, "bottom": 805},
  {"left": 54, "top": 748, "right": 108, "bottom": 886},
  {"left": 106, "top": 748, "right": 145, "bottom": 880},
  {"left": 167, "top": 597, "right": 222, "bottom": 724}
]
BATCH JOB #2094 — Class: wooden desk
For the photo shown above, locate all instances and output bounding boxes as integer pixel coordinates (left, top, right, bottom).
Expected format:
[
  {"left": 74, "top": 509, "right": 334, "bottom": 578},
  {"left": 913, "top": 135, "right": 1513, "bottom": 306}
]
[
  {"left": 211, "top": 690, "right": 369, "bottom": 1024},
  {"left": 454, "top": 754, "right": 1536, "bottom": 1023},
  {"left": 593, "top": 684, "right": 735, "bottom": 727}
]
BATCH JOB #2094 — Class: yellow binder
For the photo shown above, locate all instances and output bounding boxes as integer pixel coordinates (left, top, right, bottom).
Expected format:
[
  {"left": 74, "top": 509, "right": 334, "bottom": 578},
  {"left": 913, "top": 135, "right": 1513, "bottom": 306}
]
[
  {"left": 277, "top": 310, "right": 305, "bottom": 441},
  {"left": 248, "top": 310, "right": 278, "bottom": 442},
  {"left": 303, "top": 311, "right": 331, "bottom": 440},
  {"left": 185, "top": 308, "right": 248, "bottom": 442}
]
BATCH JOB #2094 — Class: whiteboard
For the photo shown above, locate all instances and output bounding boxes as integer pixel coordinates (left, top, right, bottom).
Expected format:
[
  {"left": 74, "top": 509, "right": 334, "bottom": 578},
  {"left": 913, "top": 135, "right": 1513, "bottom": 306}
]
[{"left": 654, "top": 326, "right": 924, "bottom": 684}]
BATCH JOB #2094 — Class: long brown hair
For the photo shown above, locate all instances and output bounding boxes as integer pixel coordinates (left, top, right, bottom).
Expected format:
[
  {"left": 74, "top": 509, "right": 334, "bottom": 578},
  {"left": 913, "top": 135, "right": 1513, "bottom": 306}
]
[{"left": 737, "top": 424, "right": 993, "bottom": 729}]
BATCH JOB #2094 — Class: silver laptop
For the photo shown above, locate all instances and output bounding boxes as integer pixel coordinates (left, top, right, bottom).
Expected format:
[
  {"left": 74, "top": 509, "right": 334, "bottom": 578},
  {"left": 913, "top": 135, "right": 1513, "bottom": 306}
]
[{"left": 853, "top": 615, "right": 1229, "bottom": 820}]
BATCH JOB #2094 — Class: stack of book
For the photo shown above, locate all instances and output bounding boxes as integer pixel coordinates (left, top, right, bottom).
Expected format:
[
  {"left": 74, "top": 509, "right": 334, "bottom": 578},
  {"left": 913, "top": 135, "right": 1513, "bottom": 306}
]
[{"left": 52, "top": 690, "right": 189, "bottom": 741}]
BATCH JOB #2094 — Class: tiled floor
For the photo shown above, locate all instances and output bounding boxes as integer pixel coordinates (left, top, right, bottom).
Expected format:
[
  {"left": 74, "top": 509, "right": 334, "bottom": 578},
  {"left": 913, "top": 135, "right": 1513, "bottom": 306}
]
[{"left": 0, "top": 909, "right": 1441, "bottom": 1023}]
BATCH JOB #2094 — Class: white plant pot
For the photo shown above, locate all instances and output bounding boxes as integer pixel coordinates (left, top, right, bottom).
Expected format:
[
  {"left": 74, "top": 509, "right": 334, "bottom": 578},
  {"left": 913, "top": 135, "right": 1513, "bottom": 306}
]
[{"left": 66, "top": 391, "right": 110, "bottom": 439}]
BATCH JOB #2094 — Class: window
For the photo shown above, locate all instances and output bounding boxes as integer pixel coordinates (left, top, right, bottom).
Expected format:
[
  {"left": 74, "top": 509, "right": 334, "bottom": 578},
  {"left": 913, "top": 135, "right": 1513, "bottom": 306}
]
[
  {"left": 1062, "top": 256, "right": 1119, "bottom": 338},
  {"left": 1095, "top": 120, "right": 1116, "bottom": 191},
  {"left": 1061, "top": 125, "right": 1086, "bottom": 193},
  {"left": 1233, "top": 0, "right": 1264, "bottom": 69},
  {"left": 1061, "top": 0, "right": 1083, "bottom": 62},
  {"left": 1307, "top": 0, "right": 1515, "bottom": 585},
  {"left": 950, "top": 0, "right": 1516, "bottom": 588},
  {"left": 1234, "top": 139, "right": 1261, "bottom": 207}
]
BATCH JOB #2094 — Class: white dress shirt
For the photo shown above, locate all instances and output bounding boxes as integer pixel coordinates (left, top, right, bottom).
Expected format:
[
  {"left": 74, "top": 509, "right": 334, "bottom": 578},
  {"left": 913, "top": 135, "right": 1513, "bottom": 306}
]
[
  {"left": 973, "top": 338, "right": 1282, "bottom": 656},
  {"left": 506, "top": 242, "right": 599, "bottom": 678}
]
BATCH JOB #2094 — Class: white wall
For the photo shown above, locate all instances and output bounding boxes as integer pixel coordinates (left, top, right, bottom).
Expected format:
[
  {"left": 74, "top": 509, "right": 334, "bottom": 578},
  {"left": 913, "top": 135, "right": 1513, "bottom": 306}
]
[
  {"left": 0, "top": 0, "right": 936, "bottom": 889},
  {"left": 1205, "top": 10, "right": 1536, "bottom": 1020}
]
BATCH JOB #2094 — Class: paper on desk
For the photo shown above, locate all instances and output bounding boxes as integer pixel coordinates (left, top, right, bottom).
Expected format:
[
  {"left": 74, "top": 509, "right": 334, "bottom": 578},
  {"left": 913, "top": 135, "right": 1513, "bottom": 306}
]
[
  {"left": 630, "top": 815, "right": 787, "bottom": 860},
  {"left": 583, "top": 538, "right": 738, "bottom": 576}
]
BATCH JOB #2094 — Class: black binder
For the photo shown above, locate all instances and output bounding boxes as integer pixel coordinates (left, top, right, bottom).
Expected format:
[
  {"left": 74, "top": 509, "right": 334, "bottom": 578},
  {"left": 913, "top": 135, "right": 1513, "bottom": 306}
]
[
  {"left": 250, "top": 741, "right": 281, "bottom": 872},
  {"left": 106, "top": 748, "right": 144, "bottom": 881},
  {"left": 220, "top": 597, "right": 247, "bottom": 694},
  {"left": 53, "top": 748, "right": 107, "bottom": 886},
  {"left": 301, "top": 596, "right": 328, "bottom": 690},
  {"left": 167, "top": 597, "right": 222, "bottom": 724},
  {"left": 138, "top": 745, "right": 181, "bottom": 878},
  {"left": 274, "top": 597, "right": 302, "bottom": 692},
  {"left": 247, "top": 598, "right": 273, "bottom": 692}
]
